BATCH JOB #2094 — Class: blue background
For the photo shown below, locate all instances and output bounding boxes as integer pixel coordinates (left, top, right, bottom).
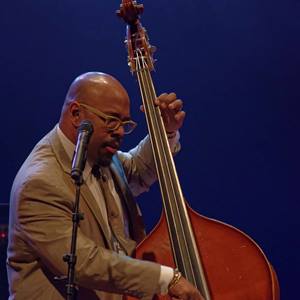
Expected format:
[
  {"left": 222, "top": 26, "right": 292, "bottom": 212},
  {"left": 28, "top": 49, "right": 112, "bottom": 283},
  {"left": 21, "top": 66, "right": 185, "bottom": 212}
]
[{"left": 1, "top": 1, "right": 299, "bottom": 299}]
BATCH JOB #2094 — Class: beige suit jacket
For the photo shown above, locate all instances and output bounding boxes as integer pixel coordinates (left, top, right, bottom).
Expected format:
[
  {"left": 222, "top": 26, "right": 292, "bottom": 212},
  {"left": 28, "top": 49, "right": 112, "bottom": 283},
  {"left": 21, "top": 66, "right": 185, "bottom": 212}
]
[{"left": 7, "top": 127, "right": 161, "bottom": 300}]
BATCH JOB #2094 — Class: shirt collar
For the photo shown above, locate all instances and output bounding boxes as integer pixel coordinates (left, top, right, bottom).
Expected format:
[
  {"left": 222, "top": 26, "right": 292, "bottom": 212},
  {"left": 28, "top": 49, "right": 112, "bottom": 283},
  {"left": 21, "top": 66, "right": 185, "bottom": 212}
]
[{"left": 56, "top": 125, "right": 92, "bottom": 180}]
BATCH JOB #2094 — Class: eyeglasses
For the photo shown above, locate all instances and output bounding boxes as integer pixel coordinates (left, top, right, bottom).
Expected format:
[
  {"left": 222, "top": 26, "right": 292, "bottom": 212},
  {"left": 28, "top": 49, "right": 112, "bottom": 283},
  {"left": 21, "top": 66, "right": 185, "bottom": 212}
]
[{"left": 79, "top": 103, "right": 137, "bottom": 134}]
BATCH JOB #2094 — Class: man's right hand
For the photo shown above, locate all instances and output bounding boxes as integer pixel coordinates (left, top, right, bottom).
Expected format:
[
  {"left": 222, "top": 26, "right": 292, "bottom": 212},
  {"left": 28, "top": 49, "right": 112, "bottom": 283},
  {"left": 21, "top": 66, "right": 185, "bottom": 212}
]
[{"left": 168, "top": 276, "right": 205, "bottom": 300}]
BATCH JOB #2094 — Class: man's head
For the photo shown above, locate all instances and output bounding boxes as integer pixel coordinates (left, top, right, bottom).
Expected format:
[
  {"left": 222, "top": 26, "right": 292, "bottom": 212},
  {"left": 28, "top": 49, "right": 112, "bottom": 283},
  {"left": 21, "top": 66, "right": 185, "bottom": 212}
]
[{"left": 59, "top": 72, "right": 134, "bottom": 166}]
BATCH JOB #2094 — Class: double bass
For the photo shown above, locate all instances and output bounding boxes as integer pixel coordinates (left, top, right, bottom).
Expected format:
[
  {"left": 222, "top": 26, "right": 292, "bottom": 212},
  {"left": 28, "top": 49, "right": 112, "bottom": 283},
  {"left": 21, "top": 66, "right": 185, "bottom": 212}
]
[{"left": 117, "top": 1, "right": 280, "bottom": 299}]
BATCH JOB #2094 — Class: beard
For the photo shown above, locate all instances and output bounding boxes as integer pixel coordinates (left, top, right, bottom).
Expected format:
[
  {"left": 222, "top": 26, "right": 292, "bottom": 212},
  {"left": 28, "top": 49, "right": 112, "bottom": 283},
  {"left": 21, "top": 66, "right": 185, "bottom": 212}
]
[{"left": 95, "top": 153, "right": 114, "bottom": 167}]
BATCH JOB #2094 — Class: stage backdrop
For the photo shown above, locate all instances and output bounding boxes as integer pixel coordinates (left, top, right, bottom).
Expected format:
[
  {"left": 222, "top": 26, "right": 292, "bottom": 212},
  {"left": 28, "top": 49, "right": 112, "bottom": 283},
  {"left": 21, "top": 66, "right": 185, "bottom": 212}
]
[{"left": 1, "top": 1, "right": 298, "bottom": 299}]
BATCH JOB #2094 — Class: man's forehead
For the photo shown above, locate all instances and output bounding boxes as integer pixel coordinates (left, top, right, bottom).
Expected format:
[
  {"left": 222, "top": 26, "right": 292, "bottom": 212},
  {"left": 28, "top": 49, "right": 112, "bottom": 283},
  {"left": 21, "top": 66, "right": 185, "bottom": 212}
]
[{"left": 91, "top": 91, "right": 130, "bottom": 114}]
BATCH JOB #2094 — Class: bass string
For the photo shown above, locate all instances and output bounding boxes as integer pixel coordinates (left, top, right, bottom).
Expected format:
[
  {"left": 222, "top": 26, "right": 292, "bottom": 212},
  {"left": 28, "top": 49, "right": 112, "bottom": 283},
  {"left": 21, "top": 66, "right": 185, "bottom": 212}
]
[
  {"left": 135, "top": 51, "right": 201, "bottom": 285},
  {"left": 138, "top": 64, "right": 211, "bottom": 298}
]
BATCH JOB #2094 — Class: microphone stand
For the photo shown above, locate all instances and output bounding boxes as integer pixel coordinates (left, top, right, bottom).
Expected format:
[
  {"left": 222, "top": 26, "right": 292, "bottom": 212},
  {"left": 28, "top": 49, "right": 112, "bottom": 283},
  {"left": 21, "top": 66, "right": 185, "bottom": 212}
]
[
  {"left": 63, "top": 176, "right": 84, "bottom": 300},
  {"left": 59, "top": 120, "right": 93, "bottom": 300}
]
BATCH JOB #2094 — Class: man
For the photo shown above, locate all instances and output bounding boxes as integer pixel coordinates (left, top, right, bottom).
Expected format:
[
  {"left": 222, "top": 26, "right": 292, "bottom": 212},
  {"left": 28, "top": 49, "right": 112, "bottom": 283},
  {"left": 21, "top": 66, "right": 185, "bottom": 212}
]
[{"left": 7, "top": 72, "right": 203, "bottom": 300}]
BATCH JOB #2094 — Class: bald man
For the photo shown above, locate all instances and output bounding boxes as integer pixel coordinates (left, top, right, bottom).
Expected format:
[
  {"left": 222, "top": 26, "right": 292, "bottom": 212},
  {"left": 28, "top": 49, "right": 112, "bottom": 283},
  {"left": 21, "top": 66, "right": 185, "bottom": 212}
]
[{"left": 7, "top": 72, "right": 203, "bottom": 300}]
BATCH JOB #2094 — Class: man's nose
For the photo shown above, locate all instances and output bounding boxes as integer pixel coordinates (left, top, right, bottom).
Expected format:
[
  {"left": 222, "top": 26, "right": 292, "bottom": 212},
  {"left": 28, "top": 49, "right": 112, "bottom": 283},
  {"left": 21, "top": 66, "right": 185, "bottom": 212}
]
[{"left": 112, "top": 124, "right": 125, "bottom": 137}]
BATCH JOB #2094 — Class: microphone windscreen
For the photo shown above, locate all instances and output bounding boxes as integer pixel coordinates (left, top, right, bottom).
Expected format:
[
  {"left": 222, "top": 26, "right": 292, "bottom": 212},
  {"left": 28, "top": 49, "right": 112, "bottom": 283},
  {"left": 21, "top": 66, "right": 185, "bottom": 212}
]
[{"left": 79, "top": 120, "right": 94, "bottom": 134}]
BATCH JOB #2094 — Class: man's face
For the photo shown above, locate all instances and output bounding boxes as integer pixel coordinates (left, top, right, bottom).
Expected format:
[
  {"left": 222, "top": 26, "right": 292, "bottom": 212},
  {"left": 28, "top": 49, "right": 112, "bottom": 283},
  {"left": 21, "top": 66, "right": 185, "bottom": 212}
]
[{"left": 84, "top": 92, "right": 131, "bottom": 167}]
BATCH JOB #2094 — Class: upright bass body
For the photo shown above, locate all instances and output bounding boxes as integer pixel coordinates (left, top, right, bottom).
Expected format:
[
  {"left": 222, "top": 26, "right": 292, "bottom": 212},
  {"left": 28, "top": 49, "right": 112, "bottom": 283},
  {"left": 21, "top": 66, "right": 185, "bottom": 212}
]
[
  {"left": 135, "top": 209, "right": 279, "bottom": 300},
  {"left": 117, "top": 1, "right": 280, "bottom": 299}
]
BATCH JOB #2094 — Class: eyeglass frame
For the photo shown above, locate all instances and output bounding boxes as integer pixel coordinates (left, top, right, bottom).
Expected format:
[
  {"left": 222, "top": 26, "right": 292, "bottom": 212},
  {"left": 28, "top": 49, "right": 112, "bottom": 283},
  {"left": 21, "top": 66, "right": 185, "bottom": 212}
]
[{"left": 78, "top": 102, "right": 137, "bottom": 134}]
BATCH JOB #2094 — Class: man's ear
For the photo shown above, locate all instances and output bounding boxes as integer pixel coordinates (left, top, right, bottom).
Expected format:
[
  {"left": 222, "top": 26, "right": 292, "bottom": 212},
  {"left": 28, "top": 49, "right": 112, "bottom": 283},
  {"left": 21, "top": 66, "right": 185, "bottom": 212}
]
[{"left": 69, "top": 102, "right": 82, "bottom": 127}]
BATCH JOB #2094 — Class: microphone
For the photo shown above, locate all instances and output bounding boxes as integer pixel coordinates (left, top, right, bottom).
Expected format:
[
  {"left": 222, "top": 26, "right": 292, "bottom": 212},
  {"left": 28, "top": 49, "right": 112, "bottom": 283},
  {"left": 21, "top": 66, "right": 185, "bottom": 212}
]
[{"left": 71, "top": 120, "right": 94, "bottom": 184}]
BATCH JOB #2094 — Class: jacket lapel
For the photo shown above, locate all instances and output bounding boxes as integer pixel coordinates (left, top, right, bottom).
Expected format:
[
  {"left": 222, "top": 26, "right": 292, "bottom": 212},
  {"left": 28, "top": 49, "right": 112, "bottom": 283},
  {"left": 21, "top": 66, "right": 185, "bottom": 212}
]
[
  {"left": 47, "top": 126, "right": 112, "bottom": 246},
  {"left": 79, "top": 183, "right": 112, "bottom": 245},
  {"left": 110, "top": 156, "right": 146, "bottom": 243}
]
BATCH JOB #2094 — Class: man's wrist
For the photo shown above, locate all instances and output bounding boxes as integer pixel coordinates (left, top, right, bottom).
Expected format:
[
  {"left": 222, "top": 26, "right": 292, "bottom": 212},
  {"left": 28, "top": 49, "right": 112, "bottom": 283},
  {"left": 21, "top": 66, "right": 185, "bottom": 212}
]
[
  {"left": 166, "top": 131, "right": 180, "bottom": 153},
  {"left": 168, "top": 268, "right": 182, "bottom": 291}
]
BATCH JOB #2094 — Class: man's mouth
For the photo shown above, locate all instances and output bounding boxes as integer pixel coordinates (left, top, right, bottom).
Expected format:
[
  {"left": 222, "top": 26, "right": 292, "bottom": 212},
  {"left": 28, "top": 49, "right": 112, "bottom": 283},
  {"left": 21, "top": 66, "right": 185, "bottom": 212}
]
[{"left": 104, "top": 141, "right": 120, "bottom": 154}]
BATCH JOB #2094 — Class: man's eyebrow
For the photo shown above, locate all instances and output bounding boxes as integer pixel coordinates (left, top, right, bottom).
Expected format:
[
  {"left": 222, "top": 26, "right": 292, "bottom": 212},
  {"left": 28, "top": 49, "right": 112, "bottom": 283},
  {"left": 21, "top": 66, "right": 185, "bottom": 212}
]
[{"left": 105, "top": 111, "right": 131, "bottom": 120}]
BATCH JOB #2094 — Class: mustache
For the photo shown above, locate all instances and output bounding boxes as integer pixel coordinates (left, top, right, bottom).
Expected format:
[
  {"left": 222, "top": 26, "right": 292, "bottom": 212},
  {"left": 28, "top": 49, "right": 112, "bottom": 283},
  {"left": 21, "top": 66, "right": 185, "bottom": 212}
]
[{"left": 103, "top": 138, "right": 122, "bottom": 149}]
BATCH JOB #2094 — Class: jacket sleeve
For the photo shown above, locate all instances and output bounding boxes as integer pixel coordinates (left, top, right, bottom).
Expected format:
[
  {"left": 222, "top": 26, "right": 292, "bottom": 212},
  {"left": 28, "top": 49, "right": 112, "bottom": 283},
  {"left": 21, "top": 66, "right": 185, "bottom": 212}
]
[
  {"left": 15, "top": 175, "right": 161, "bottom": 299},
  {"left": 117, "top": 135, "right": 181, "bottom": 197}
]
